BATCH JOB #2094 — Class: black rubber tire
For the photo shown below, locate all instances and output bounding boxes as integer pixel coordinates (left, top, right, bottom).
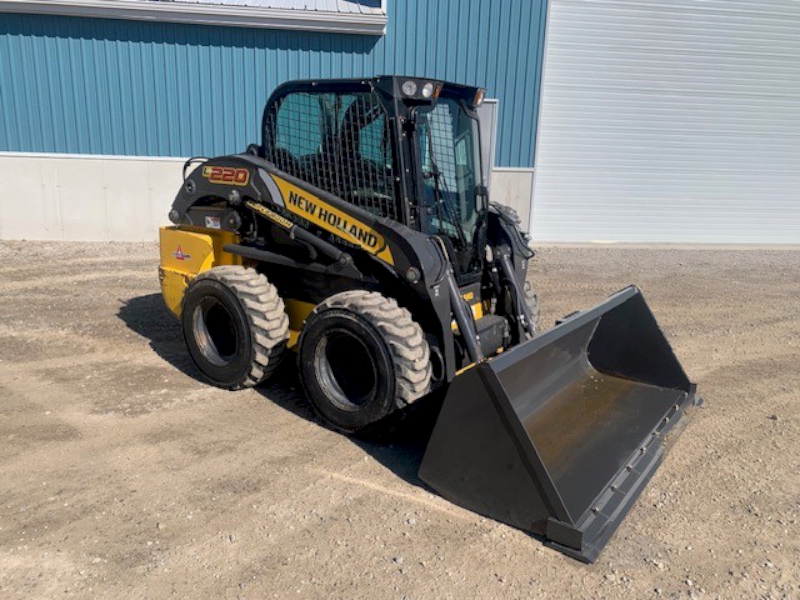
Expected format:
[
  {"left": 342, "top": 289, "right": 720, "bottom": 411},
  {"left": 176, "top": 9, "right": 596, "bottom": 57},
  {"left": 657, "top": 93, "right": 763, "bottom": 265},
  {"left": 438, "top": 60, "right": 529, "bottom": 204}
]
[
  {"left": 298, "top": 290, "right": 432, "bottom": 434},
  {"left": 181, "top": 266, "right": 288, "bottom": 389},
  {"left": 524, "top": 280, "right": 541, "bottom": 336}
]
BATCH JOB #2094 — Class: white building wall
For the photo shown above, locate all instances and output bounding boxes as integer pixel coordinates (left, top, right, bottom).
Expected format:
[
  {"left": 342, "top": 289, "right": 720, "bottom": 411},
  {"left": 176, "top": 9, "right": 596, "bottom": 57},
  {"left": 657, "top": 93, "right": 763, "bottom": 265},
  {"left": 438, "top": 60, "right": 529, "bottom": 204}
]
[
  {"left": 0, "top": 153, "right": 534, "bottom": 241},
  {"left": 533, "top": 0, "right": 800, "bottom": 243},
  {"left": 490, "top": 169, "right": 535, "bottom": 227},
  {"left": 0, "top": 154, "right": 184, "bottom": 242}
]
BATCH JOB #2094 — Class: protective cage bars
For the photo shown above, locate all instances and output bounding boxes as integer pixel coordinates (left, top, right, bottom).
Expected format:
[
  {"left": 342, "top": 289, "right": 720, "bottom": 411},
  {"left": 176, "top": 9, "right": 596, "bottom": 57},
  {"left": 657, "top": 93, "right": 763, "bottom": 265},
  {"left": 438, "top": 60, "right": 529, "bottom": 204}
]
[
  {"left": 263, "top": 90, "right": 401, "bottom": 221},
  {"left": 419, "top": 101, "right": 465, "bottom": 225}
]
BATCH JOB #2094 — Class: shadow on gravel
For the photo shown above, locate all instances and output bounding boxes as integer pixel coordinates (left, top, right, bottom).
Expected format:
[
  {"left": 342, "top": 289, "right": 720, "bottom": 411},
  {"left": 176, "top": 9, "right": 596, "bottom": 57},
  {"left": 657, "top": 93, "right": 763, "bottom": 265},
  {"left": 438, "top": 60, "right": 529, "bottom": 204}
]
[
  {"left": 331, "top": 392, "right": 445, "bottom": 488},
  {"left": 116, "top": 293, "right": 440, "bottom": 489},
  {"left": 257, "top": 384, "right": 443, "bottom": 489},
  {"left": 258, "top": 378, "right": 443, "bottom": 488},
  {"left": 117, "top": 293, "right": 200, "bottom": 379}
]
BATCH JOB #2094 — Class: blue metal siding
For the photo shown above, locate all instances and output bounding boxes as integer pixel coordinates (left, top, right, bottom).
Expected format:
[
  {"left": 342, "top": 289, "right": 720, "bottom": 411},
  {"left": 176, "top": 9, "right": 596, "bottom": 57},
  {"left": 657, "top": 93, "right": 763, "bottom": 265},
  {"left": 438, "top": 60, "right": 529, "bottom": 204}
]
[{"left": 0, "top": 1, "right": 547, "bottom": 167}]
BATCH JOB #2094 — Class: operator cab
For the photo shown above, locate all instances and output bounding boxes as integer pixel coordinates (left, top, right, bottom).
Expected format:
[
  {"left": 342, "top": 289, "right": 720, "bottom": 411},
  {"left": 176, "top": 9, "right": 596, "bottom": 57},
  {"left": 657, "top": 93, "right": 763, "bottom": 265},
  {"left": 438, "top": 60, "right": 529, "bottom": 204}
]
[{"left": 259, "top": 76, "right": 488, "bottom": 284}]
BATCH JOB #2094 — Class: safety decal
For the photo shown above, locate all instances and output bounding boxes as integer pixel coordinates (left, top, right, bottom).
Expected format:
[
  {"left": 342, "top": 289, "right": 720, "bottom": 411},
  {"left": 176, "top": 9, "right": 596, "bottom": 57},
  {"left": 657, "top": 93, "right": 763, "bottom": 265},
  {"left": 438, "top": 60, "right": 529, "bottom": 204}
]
[
  {"left": 202, "top": 166, "right": 250, "bottom": 186},
  {"left": 205, "top": 216, "right": 221, "bottom": 230},
  {"left": 173, "top": 245, "right": 191, "bottom": 261}
]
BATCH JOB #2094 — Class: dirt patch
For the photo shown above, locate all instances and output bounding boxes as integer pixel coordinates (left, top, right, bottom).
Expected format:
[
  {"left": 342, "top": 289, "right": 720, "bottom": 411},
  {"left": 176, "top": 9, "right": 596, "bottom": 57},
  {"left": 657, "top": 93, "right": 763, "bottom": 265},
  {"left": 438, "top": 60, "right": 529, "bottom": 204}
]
[
  {"left": 33, "top": 360, "right": 201, "bottom": 418},
  {"left": 0, "top": 241, "right": 798, "bottom": 599}
]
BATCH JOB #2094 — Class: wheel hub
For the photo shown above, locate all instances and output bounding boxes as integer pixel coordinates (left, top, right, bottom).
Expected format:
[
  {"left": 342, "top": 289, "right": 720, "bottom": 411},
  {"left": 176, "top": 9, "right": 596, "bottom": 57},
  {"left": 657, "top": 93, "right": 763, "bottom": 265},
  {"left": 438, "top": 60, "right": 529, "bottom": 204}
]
[{"left": 314, "top": 329, "right": 378, "bottom": 412}]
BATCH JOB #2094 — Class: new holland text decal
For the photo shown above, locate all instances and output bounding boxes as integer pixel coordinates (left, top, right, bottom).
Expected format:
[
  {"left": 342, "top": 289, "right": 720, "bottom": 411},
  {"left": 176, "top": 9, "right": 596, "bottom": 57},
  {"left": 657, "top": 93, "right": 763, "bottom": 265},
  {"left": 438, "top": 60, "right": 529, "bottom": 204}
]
[
  {"left": 202, "top": 165, "right": 250, "bottom": 186},
  {"left": 270, "top": 175, "right": 394, "bottom": 265}
]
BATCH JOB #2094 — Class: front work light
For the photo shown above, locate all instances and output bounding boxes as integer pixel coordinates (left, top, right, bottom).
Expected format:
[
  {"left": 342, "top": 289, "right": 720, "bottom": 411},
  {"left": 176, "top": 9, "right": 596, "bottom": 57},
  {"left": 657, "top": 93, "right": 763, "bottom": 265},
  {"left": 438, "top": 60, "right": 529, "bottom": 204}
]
[
  {"left": 421, "top": 82, "right": 435, "bottom": 98},
  {"left": 401, "top": 80, "right": 418, "bottom": 96}
]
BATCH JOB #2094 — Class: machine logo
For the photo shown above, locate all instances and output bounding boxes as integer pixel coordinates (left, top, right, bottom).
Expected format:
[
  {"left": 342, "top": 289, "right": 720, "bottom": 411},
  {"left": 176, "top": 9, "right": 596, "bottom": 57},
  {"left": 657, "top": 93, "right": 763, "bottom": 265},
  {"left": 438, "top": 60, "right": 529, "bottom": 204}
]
[
  {"left": 172, "top": 245, "right": 191, "bottom": 261},
  {"left": 268, "top": 174, "right": 395, "bottom": 266},
  {"left": 202, "top": 166, "right": 250, "bottom": 186}
]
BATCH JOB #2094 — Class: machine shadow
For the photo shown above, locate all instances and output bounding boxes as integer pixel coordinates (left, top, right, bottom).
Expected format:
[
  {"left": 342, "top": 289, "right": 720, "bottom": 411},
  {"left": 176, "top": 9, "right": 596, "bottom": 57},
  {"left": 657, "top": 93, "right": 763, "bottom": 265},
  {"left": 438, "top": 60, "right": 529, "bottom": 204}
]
[
  {"left": 117, "top": 293, "right": 198, "bottom": 378},
  {"left": 117, "top": 293, "right": 441, "bottom": 489}
]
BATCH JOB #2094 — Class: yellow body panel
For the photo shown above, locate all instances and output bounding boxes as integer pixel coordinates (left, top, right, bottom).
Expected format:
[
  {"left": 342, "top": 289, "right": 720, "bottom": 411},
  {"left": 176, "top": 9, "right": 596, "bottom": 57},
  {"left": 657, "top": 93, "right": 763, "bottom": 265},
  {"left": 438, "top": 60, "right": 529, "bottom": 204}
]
[
  {"left": 158, "top": 226, "right": 242, "bottom": 317},
  {"left": 287, "top": 330, "right": 300, "bottom": 349},
  {"left": 451, "top": 299, "right": 485, "bottom": 332},
  {"left": 283, "top": 298, "right": 317, "bottom": 351},
  {"left": 471, "top": 301, "right": 484, "bottom": 321}
]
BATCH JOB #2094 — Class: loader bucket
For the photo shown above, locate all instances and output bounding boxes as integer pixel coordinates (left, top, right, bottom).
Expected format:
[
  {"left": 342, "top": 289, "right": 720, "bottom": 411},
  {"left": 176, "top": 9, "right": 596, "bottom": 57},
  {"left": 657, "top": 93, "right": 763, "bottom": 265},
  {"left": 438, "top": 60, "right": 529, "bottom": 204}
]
[{"left": 418, "top": 286, "right": 700, "bottom": 563}]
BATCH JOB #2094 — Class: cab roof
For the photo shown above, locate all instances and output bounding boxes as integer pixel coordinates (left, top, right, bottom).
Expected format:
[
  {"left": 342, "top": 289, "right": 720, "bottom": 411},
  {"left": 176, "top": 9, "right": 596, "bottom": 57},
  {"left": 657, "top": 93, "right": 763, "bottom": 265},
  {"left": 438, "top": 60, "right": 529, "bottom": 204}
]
[{"left": 269, "top": 76, "right": 484, "bottom": 107}]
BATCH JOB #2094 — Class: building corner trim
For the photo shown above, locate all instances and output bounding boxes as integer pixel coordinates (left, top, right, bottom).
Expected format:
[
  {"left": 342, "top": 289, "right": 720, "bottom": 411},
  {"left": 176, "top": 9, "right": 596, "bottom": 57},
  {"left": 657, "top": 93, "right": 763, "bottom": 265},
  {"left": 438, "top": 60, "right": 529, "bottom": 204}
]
[{"left": 0, "top": 0, "right": 388, "bottom": 35}]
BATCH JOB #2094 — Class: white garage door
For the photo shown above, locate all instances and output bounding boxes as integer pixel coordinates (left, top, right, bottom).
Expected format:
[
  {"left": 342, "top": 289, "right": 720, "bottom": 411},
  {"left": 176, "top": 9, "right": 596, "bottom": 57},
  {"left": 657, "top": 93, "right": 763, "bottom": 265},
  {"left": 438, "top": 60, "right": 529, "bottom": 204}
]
[{"left": 532, "top": 0, "right": 800, "bottom": 243}]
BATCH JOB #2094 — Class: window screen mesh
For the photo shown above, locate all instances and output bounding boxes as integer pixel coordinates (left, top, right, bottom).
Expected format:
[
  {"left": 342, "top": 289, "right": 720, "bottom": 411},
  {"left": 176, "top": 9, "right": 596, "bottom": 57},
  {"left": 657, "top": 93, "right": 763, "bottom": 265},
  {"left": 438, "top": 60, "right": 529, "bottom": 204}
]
[
  {"left": 418, "top": 99, "right": 480, "bottom": 245},
  {"left": 264, "top": 91, "right": 399, "bottom": 221}
]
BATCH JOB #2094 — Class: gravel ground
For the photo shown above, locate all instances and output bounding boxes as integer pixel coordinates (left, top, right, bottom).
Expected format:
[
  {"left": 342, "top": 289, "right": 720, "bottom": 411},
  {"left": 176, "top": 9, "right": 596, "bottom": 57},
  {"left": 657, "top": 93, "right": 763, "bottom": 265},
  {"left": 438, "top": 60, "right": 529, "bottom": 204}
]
[{"left": 0, "top": 241, "right": 798, "bottom": 599}]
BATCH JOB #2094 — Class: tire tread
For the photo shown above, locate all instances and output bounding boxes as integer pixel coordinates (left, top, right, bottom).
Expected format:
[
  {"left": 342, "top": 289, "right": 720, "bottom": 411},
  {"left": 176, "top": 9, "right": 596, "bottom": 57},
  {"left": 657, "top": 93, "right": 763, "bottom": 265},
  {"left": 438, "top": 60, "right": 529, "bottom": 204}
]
[
  {"left": 315, "top": 290, "right": 432, "bottom": 406},
  {"left": 191, "top": 266, "right": 289, "bottom": 389},
  {"left": 524, "top": 281, "right": 541, "bottom": 335}
]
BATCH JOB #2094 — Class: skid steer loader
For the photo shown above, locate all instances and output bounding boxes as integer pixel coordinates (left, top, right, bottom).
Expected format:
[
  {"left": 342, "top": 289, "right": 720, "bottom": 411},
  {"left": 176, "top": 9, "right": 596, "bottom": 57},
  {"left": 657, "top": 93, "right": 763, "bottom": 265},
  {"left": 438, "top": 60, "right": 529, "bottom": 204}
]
[{"left": 158, "top": 76, "right": 700, "bottom": 562}]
